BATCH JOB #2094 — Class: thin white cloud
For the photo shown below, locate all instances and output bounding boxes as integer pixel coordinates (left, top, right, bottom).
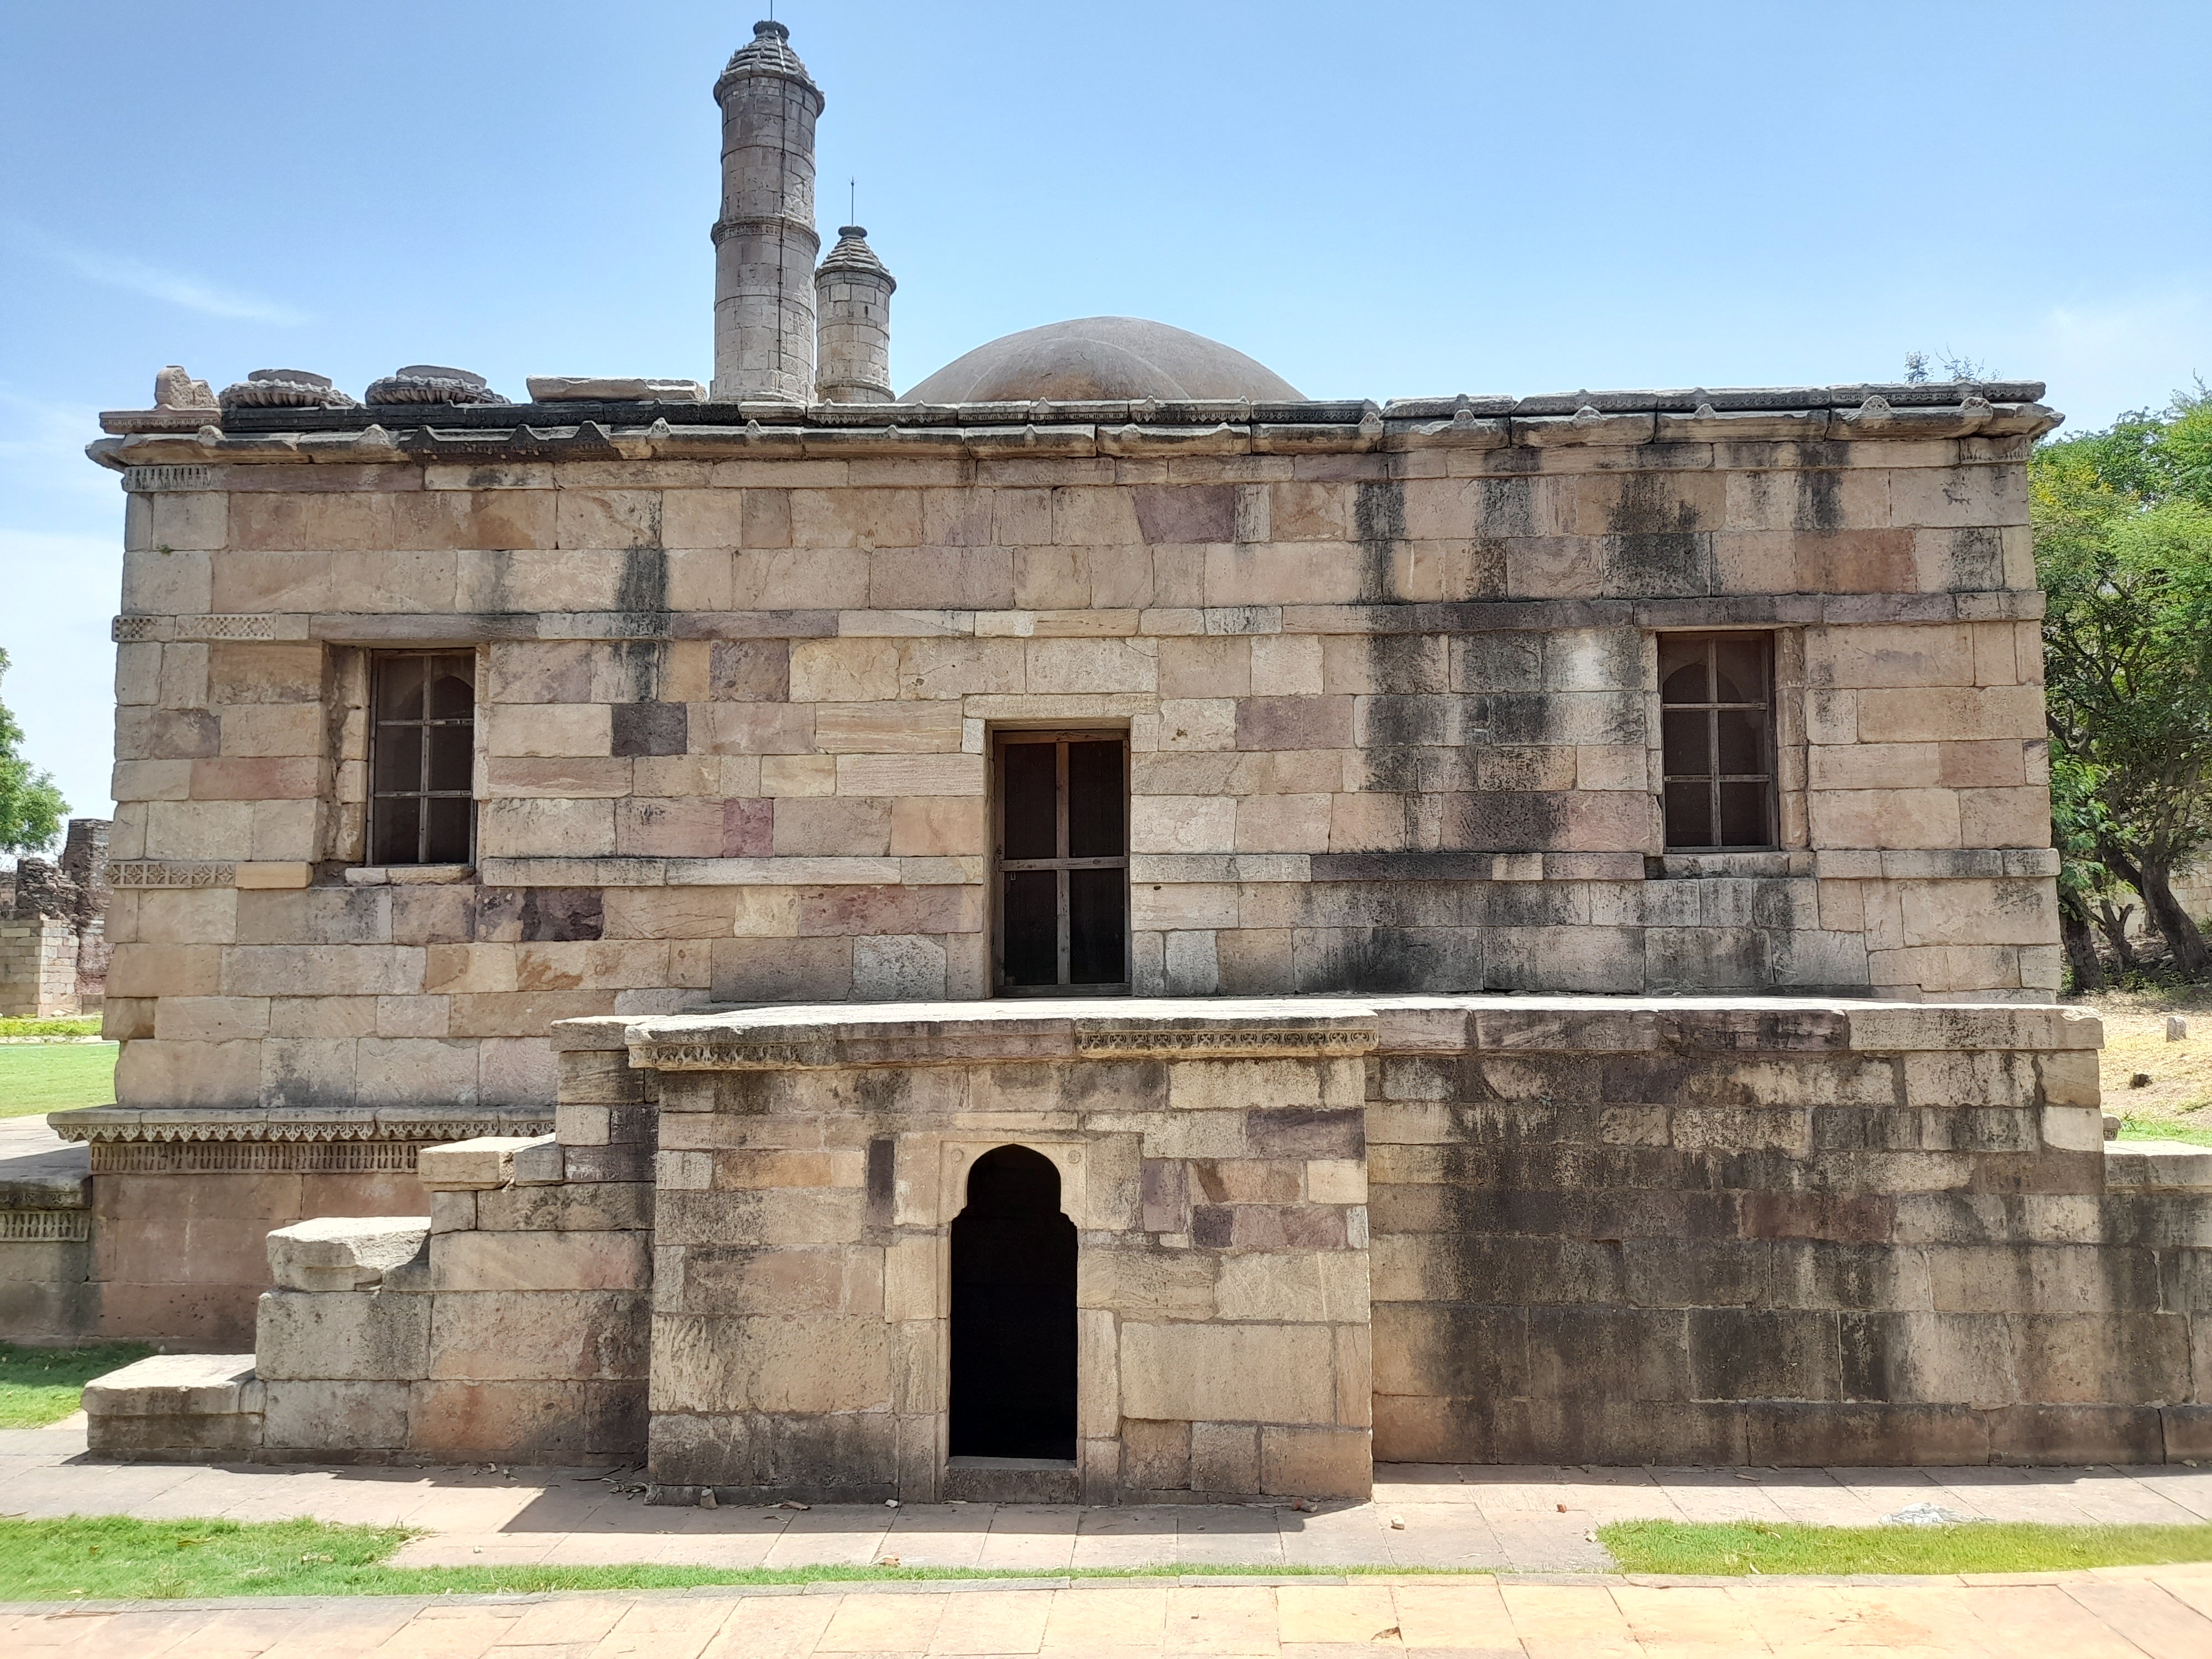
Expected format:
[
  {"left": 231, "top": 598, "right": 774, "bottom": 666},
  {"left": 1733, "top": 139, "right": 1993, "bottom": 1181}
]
[
  {"left": 0, "top": 387, "right": 127, "bottom": 503},
  {"left": 9, "top": 220, "right": 310, "bottom": 326},
  {"left": 2011, "top": 284, "right": 2211, "bottom": 430}
]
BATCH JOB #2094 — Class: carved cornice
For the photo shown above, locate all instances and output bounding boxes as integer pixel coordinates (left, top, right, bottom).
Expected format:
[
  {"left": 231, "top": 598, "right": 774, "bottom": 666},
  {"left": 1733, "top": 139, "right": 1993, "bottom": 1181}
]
[{"left": 50, "top": 1108, "right": 551, "bottom": 1145}]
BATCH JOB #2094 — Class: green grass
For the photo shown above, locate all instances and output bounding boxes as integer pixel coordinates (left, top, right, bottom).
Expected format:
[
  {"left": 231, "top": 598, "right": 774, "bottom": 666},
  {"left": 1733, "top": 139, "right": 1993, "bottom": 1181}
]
[
  {"left": 0, "top": 1517, "right": 1436, "bottom": 1601},
  {"left": 2115, "top": 1113, "right": 2212, "bottom": 1147},
  {"left": 0, "top": 1016, "right": 102, "bottom": 1038},
  {"left": 0, "top": 1343, "right": 153, "bottom": 1428},
  {"left": 0, "top": 1040, "right": 116, "bottom": 1117},
  {"left": 1599, "top": 1518, "right": 2212, "bottom": 1576}
]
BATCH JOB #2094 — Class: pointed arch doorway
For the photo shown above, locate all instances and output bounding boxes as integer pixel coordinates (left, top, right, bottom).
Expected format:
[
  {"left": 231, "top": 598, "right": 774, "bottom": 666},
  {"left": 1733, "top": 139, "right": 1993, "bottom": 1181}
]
[{"left": 948, "top": 1144, "right": 1077, "bottom": 1460}]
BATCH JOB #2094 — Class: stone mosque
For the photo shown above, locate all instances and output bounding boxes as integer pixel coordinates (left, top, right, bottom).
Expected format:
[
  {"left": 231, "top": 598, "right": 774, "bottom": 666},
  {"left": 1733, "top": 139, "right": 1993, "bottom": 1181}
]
[{"left": 12, "top": 22, "right": 2211, "bottom": 1502}]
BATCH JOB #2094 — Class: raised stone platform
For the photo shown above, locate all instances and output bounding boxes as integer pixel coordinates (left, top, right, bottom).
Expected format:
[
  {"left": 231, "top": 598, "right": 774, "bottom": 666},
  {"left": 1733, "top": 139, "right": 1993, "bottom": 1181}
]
[{"left": 76, "top": 996, "right": 2212, "bottom": 1494}]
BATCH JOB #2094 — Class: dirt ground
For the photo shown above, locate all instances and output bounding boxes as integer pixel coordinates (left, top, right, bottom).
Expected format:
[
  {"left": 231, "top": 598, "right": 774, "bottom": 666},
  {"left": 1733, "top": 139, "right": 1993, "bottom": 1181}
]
[{"left": 2069, "top": 988, "right": 2212, "bottom": 1144}]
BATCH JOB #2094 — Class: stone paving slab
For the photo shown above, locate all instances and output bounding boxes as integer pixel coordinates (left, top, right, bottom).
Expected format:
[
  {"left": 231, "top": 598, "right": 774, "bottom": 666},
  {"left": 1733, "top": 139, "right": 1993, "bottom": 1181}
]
[
  {"left": 6, "top": 1570, "right": 2212, "bottom": 1657},
  {"left": 8, "top": 1418, "right": 2212, "bottom": 1579}
]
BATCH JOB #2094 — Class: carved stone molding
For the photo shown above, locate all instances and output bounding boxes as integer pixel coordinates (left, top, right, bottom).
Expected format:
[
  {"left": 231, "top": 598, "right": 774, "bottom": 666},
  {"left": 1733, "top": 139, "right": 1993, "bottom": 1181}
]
[
  {"left": 637, "top": 1041, "right": 818, "bottom": 1071},
  {"left": 0, "top": 1210, "right": 92, "bottom": 1241},
  {"left": 1072, "top": 1026, "right": 1374, "bottom": 1060},
  {"left": 89, "top": 1141, "right": 427, "bottom": 1175},
  {"left": 182, "top": 614, "right": 278, "bottom": 641},
  {"left": 53, "top": 1108, "right": 551, "bottom": 1146},
  {"left": 107, "top": 861, "right": 237, "bottom": 889},
  {"left": 122, "top": 464, "right": 215, "bottom": 492},
  {"left": 110, "top": 614, "right": 280, "bottom": 644}
]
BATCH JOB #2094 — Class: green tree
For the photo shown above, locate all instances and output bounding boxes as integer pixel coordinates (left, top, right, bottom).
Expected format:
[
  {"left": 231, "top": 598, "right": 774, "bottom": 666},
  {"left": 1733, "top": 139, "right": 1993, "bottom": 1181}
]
[
  {"left": 2034, "top": 387, "right": 2212, "bottom": 976},
  {"left": 0, "top": 648, "right": 69, "bottom": 855}
]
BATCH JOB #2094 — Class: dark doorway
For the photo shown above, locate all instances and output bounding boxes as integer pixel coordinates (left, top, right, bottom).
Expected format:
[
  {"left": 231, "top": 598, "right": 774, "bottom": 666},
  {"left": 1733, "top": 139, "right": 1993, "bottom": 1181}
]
[{"left": 948, "top": 1145, "right": 1077, "bottom": 1460}]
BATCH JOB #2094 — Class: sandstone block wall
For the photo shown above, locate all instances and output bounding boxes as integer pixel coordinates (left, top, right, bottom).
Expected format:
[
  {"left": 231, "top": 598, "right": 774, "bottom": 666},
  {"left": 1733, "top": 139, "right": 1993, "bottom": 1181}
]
[
  {"left": 1368, "top": 1003, "right": 2212, "bottom": 1465},
  {"left": 87, "top": 997, "right": 2212, "bottom": 1481},
  {"left": 91, "top": 394, "right": 2060, "bottom": 1135},
  {"left": 587, "top": 1009, "right": 1378, "bottom": 1505}
]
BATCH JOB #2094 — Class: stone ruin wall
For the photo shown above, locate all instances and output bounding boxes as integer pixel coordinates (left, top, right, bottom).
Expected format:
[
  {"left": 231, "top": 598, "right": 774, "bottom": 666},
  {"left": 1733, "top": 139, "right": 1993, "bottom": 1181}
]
[{"left": 1, "top": 817, "right": 111, "bottom": 1018}]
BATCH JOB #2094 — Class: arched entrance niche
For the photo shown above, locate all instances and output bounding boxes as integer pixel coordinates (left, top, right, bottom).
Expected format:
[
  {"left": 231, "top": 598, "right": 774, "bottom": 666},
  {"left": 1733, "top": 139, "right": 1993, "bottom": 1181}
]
[{"left": 948, "top": 1144, "right": 1077, "bottom": 1460}]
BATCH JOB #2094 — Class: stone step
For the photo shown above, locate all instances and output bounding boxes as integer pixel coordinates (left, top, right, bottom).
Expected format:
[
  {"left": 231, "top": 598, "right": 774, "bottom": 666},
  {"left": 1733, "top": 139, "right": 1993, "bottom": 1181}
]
[
  {"left": 2105, "top": 1140, "right": 2212, "bottom": 1191},
  {"left": 82, "top": 1352, "right": 263, "bottom": 1461}
]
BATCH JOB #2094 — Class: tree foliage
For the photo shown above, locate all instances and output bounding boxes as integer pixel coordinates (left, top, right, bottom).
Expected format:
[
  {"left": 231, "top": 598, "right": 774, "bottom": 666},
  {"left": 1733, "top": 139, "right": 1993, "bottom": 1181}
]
[
  {"left": 0, "top": 648, "right": 69, "bottom": 857},
  {"left": 2034, "top": 385, "right": 2212, "bottom": 977}
]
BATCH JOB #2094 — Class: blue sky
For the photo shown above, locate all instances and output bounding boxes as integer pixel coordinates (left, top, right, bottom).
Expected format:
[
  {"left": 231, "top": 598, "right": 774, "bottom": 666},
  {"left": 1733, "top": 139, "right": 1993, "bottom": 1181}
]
[{"left": 3, "top": 1, "right": 2209, "bottom": 832}]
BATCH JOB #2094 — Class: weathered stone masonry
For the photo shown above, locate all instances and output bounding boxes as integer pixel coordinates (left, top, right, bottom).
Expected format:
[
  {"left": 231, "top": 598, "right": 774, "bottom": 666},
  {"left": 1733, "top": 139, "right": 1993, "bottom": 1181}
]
[
  {"left": 71, "top": 390, "right": 2067, "bottom": 1344},
  {"left": 82, "top": 999, "right": 2212, "bottom": 1490}
]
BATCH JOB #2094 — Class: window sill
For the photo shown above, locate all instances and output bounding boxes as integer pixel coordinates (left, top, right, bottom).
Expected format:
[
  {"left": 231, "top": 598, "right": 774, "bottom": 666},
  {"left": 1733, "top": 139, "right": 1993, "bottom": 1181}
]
[
  {"left": 343, "top": 865, "right": 476, "bottom": 886},
  {"left": 1653, "top": 850, "right": 1810, "bottom": 880}
]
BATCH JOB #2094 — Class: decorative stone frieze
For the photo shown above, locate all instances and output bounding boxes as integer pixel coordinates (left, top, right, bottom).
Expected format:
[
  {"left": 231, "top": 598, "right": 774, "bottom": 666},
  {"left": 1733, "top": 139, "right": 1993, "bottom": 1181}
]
[
  {"left": 0, "top": 1210, "right": 90, "bottom": 1243},
  {"left": 106, "top": 860, "right": 237, "bottom": 888}
]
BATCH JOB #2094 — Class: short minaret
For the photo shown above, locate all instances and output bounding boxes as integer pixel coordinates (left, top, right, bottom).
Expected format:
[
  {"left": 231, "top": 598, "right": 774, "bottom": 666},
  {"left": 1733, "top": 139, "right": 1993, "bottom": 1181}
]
[
  {"left": 814, "top": 226, "right": 896, "bottom": 403},
  {"left": 710, "top": 20, "right": 823, "bottom": 404}
]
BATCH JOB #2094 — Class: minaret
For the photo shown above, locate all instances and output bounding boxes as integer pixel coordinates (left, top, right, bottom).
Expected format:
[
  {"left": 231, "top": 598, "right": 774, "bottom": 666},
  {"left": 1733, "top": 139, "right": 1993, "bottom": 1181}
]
[
  {"left": 711, "top": 20, "right": 823, "bottom": 404},
  {"left": 814, "top": 226, "right": 896, "bottom": 403}
]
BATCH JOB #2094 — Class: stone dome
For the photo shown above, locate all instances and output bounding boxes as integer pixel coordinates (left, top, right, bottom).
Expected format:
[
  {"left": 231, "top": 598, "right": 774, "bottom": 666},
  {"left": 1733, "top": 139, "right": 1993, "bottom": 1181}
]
[{"left": 902, "top": 316, "right": 1302, "bottom": 404}]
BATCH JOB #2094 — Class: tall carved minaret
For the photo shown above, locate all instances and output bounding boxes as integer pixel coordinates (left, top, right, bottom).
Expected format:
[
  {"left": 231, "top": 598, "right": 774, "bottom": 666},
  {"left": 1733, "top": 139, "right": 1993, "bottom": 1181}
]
[
  {"left": 814, "top": 226, "right": 895, "bottom": 403},
  {"left": 711, "top": 20, "right": 822, "bottom": 404}
]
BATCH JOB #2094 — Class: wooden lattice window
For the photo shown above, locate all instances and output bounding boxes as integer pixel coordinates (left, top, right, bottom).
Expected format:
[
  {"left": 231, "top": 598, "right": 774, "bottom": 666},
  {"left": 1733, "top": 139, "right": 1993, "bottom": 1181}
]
[
  {"left": 1660, "top": 632, "right": 1777, "bottom": 850},
  {"left": 993, "top": 732, "right": 1129, "bottom": 995},
  {"left": 368, "top": 651, "right": 477, "bottom": 865}
]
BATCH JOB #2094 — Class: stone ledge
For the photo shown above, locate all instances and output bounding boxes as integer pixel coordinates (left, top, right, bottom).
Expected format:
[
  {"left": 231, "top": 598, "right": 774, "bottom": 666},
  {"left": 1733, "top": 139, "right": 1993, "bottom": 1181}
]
[
  {"left": 110, "top": 592, "right": 2052, "bottom": 653},
  {"left": 83, "top": 1353, "right": 260, "bottom": 1416},
  {"left": 267, "top": 1217, "right": 430, "bottom": 1291},
  {"left": 587, "top": 995, "right": 2101, "bottom": 1073},
  {"left": 418, "top": 1136, "right": 553, "bottom": 1191},
  {"left": 2104, "top": 1142, "right": 2212, "bottom": 1191},
  {"left": 48, "top": 1106, "right": 552, "bottom": 1145}
]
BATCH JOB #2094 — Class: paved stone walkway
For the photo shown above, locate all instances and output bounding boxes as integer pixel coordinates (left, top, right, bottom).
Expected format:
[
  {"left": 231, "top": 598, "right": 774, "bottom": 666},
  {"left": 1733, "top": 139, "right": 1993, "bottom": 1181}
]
[
  {"left": 8, "top": 1417, "right": 2212, "bottom": 1575},
  {"left": 9, "top": 1571, "right": 2212, "bottom": 1657}
]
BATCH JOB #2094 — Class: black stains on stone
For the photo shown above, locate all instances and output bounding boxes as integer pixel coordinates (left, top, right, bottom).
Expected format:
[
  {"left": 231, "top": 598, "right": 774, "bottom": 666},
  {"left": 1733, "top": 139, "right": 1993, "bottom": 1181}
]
[
  {"left": 1438, "top": 791, "right": 1568, "bottom": 851},
  {"left": 1475, "top": 477, "right": 1537, "bottom": 536},
  {"left": 1294, "top": 928, "right": 1484, "bottom": 994},
  {"left": 1795, "top": 467, "right": 1842, "bottom": 532},
  {"left": 1353, "top": 479, "right": 1405, "bottom": 604},
  {"left": 613, "top": 640, "right": 663, "bottom": 703},
  {"left": 617, "top": 545, "right": 669, "bottom": 620},
  {"left": 1453, "top": 633, "right": 1543, "bottom": 692},
  {"left": 1606, "top": 472, "right": 1710, "bottom": 596},
  {"left": 612, "top": 701, "right": 689, "bottom": 757},
  {"left": 519, "top": 888, "right": 604, "bottom": 942},
  {"left": 1368, "top": 632, "right": 1448, "bottom": 693},
  {"left": 865, "top": 1136, "right": 895, "bottom": 1227}
]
